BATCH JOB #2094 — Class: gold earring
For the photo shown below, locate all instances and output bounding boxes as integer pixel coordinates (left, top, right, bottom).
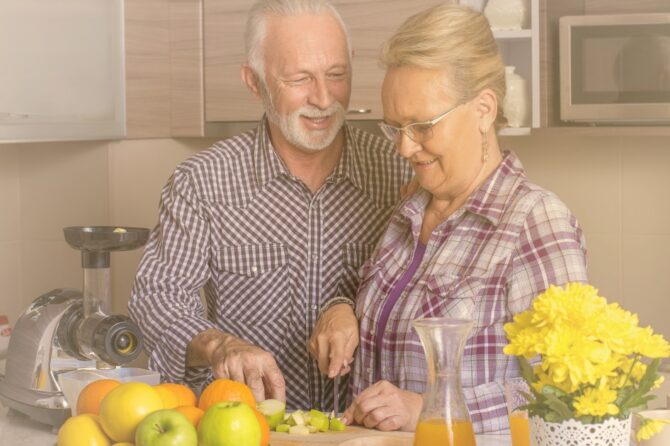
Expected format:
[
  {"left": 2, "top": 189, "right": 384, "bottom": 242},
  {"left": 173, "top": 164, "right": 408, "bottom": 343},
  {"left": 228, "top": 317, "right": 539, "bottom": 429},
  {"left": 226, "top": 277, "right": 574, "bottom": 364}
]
[{"left": 481, "top": 131, "right": 489, "bottom": 163}]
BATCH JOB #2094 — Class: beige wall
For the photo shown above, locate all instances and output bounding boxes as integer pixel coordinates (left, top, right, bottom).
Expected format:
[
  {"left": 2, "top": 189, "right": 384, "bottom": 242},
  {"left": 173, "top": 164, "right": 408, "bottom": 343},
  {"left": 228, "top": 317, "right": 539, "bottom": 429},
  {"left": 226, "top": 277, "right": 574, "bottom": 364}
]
[{"left": 1, "top": 132, "right": 669, "bottom": 389}]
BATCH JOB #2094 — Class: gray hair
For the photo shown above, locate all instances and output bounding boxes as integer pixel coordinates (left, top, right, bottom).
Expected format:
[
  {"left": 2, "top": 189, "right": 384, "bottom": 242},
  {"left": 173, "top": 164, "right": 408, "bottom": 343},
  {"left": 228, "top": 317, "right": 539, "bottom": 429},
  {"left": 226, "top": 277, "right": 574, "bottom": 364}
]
[
  {"left": 245, "top": 0, "right": 352, "bottom": 83},
  {"left": 381, "top": 4, "right": 507, "bottom": 127}
]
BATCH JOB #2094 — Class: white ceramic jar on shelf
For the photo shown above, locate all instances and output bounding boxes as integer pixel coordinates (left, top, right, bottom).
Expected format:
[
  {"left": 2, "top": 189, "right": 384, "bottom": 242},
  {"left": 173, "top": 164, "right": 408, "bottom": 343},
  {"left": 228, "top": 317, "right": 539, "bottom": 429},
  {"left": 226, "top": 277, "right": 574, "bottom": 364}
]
[
  {"left": 458, "top": 0, "right": 488, "bottom": 12},
  {"left": 503, "top": 66, "right": 530, "bottom": 128},
  {"left": 484, "top": 0, "right": 529, "bottom": 30}
]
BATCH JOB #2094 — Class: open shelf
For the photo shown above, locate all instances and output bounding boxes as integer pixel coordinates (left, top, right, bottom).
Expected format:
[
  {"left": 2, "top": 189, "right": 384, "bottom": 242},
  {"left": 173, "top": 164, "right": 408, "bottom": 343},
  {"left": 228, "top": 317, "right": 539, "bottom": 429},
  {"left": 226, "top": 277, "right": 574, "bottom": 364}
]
[
  {"left": 493, "top": 29, "right": 532, "bottom": 40},
  {"left": 500, "top": 127, "right": 532, "bottom": 136}
]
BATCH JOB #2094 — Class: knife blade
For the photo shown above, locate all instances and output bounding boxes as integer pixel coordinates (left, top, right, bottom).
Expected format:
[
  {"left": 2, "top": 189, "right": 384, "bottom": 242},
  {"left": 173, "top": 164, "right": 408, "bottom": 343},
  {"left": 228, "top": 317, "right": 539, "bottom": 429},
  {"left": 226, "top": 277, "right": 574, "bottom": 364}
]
[{"left": 333, "top": 374, "right": 340, "bottom": 419}]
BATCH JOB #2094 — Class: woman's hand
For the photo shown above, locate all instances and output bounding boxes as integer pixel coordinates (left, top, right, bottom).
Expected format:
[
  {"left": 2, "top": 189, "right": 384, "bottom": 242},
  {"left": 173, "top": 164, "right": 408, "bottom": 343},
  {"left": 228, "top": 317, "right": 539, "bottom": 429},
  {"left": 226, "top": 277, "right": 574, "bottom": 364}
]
[
  {"left": 308, "top": 303, "right": 359, "bottom": 377},
  {"left": 342, "top": 380, "right": 423, "bottom": 431}
]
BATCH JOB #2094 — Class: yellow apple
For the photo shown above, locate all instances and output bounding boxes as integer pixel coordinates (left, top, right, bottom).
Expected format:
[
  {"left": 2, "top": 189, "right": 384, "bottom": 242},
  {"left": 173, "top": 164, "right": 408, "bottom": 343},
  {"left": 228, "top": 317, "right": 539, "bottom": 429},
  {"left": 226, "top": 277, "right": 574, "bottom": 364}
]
[
  {"left": 58, "top": 414, "right": 111, "bottom": 446},
  {"left": 99, "top": 382, "right": 164, "bottom": 442}
]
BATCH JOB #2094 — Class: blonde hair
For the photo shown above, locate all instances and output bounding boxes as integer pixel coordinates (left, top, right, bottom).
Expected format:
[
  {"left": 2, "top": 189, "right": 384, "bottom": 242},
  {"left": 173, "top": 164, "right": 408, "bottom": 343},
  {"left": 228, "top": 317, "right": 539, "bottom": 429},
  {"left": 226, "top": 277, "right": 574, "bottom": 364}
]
[{"left": 381, "top": 4, "right": 507, "bottom": 127}]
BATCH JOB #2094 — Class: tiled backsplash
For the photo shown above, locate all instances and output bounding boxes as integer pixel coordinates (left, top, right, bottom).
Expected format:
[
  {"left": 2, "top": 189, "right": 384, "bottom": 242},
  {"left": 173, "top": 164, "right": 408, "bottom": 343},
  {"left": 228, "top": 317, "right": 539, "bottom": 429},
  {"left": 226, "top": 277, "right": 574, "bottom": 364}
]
[{"left": 1, "top": 132, "right": 670, "bottom": 375}]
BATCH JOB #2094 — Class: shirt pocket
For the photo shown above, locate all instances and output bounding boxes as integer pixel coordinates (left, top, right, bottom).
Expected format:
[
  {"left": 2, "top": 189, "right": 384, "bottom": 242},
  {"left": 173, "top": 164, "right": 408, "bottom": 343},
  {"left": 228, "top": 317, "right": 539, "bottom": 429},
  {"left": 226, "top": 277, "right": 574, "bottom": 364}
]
[
  {"left": 337, "top": 242, "right": 375, "bottom": 300},
  {"left": 211, "top": 243, "right": 290, "bottom": 325},
  {"left": 416, "top": 274, "right": 483, "bottom": 323}
]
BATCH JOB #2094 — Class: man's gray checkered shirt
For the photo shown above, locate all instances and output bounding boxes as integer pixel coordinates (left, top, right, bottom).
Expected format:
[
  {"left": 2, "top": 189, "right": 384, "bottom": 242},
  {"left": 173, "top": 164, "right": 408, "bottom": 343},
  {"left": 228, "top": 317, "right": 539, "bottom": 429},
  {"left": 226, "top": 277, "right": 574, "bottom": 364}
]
[{"left": 128, "top": 118, "right": 412, "bottom": 411}]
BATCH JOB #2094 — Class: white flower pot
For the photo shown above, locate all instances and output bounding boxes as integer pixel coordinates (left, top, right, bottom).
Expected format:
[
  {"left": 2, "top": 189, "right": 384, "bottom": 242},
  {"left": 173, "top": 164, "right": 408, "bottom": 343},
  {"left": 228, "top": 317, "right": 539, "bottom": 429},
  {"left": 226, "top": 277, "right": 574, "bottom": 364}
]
[{"left": 529, "top": 415, "right": 631, "bottom": 446}]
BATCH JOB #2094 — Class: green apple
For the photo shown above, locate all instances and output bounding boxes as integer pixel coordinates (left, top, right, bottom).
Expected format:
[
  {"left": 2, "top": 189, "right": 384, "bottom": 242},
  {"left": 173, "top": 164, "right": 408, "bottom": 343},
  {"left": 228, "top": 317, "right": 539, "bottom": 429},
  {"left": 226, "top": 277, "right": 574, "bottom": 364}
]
[
  {"left": 135, "top": 409, "right": 197, "bottom": 446},
  {"left": 256, "top": 398, "right": 285, "bottom": 430},
  {"left": 330, "top": 417, "right": 346, "bottom": 431},
  {"left": 198, "top": 401, "right": 261, "bottom": 446},
  {"left": 276, "top": 424, "right": 290, "bottom": 433},
  {"left": 307, "top": 410, "right": 329, "bottom": 432}
]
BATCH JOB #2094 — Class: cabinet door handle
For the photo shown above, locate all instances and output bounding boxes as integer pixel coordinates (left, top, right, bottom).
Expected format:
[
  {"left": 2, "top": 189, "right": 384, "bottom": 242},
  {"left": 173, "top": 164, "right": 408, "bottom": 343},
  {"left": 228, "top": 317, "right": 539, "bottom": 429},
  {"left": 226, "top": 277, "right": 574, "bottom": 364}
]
[{"left": 346, "top": 108, "right": 372, "bottom": 115}]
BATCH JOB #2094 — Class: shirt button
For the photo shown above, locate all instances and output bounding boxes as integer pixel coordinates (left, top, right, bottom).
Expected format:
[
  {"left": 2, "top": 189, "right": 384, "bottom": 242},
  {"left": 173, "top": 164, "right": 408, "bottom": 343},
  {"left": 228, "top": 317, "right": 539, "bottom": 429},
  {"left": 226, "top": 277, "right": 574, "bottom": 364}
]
[
  {"left": 311, "top": 254, "right": 318, "bottom": 261},
  {"left": 312, "top": 304, "right": 318, "bottom": 311},
  {"left": 251, "top": 266, "right": 258, "bottom": 273}
]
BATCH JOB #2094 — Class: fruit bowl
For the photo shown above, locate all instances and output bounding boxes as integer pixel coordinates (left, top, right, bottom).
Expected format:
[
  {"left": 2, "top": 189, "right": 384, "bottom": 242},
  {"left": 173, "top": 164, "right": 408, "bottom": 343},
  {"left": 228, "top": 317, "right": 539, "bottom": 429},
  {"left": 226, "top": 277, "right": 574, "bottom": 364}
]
[{"left": 58, "top": 367, "right": 160, "bottom": 415}]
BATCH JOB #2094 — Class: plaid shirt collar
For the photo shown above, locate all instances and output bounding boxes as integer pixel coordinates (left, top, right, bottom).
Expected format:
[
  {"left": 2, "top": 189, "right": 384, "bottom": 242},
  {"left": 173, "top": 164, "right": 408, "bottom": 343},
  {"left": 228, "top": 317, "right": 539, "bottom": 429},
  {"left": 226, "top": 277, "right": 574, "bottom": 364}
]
[
  {"left": 399, "top": 151, "right": 525, "bottom": 228},
  {"left": 253, "top": 116, "right": 364, "bottom": 191}
]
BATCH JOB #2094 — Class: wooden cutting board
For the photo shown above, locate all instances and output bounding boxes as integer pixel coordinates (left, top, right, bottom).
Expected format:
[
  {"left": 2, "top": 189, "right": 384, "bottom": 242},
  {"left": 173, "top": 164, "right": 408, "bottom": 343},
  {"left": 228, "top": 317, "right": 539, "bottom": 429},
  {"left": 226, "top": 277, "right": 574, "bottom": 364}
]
[{"left": 269, "top": 425, "right": 413, "bottom": 446}]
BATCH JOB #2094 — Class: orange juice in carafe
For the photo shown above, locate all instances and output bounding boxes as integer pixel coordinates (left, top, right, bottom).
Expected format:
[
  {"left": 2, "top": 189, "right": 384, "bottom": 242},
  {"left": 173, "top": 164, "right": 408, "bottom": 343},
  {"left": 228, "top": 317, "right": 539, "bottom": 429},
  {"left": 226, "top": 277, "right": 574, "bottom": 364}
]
[
  {"left": 509, "top": 411, "right": 530, "bottom": 446},
  {"left": 412, "top": 318, "right": 475, "bottom": 446},
  {"left": 414, "top": 418, "right": 476, "bottom": 446}
]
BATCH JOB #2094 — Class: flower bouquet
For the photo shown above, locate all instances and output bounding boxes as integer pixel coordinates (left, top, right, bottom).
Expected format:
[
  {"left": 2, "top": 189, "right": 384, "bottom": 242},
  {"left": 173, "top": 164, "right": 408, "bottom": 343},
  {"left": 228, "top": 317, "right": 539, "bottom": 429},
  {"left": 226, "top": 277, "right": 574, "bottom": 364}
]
[{"left": 504, "top": 283, "right": 670, "bottom": 445}]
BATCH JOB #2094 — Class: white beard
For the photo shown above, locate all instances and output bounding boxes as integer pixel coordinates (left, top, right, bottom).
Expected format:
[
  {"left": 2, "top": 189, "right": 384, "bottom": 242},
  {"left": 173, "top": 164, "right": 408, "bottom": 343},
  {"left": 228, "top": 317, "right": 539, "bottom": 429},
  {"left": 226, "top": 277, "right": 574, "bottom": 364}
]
[{"left": 260, "top": 84, "right": 346, "bottom": 152}]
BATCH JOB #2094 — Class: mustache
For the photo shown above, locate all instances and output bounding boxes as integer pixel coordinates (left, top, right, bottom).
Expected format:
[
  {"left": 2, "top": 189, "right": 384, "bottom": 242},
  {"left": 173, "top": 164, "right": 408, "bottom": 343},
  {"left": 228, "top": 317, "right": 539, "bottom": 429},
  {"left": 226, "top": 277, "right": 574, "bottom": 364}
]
[{"left": 299, "top": 102, "right": 345, "bottom": 119}]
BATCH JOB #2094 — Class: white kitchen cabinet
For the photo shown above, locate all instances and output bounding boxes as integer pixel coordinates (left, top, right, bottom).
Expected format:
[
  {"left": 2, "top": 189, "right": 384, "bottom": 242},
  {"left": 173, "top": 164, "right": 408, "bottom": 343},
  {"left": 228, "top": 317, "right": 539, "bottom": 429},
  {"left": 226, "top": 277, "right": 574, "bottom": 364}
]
[{"left": 0, "top": 0, "right": 125, "bottom": 143}]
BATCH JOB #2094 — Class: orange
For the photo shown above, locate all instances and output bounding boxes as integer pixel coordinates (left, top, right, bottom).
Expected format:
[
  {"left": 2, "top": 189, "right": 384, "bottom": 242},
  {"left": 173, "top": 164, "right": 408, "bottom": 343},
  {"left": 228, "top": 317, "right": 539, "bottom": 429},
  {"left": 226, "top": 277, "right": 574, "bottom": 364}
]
[
  {"left": 153, "top": 384, "right": 179, "bottom": 409},
  {"left": 253, "top": 408, "right": 270, "bottom": 446},
  {"left": 174, "top": 405, "right": 205, "bottom": 428},
  {"left": 198, "top": 378, "right": 256, "bottom": 412},
  {"left": 76, "top": 379, "right": 121, "bottom": 416},
  {"left": 154, "top": 382, "right": 197, "bottom": 407}
]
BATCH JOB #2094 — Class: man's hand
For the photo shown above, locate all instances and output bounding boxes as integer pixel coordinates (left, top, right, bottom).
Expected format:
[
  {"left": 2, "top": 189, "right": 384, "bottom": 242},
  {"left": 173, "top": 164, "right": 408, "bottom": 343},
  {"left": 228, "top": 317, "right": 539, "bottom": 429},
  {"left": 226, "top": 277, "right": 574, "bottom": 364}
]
[
  {"left": 187, "top": 329, "right": 286, "bottom": 402},
  {"left": 342, "top": 380, "right": 423, "bottom": 431},
  {"left": 308, "top": 303, "right": 359, "bottom": 377}
]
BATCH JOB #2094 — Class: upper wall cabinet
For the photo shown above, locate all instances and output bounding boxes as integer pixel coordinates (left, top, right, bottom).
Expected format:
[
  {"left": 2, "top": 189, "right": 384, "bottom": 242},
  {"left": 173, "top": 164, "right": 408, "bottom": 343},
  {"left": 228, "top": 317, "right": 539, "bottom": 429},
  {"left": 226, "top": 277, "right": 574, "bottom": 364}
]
[
  {"left": 0, "top": 0, "right": 125, "bottom": 143},
  {"left": 127, "top": 0, "right": 541, "bottom": 138}
]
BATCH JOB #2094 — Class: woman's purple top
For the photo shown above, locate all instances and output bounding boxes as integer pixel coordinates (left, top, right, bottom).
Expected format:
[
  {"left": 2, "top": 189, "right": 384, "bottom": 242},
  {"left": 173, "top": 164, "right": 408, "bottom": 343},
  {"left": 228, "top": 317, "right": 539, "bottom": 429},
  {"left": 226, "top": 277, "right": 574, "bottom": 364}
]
[{"left": 374, "top": 241, "right": 427, "bottom": 382}]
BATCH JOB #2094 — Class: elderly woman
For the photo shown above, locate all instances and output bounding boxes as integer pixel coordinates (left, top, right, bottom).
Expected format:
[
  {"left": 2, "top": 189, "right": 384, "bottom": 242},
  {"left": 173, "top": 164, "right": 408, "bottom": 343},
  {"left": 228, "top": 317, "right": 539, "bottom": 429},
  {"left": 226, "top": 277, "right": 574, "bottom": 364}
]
[{"left": 326, "top": 4, "right": 588, "bottom": 434}]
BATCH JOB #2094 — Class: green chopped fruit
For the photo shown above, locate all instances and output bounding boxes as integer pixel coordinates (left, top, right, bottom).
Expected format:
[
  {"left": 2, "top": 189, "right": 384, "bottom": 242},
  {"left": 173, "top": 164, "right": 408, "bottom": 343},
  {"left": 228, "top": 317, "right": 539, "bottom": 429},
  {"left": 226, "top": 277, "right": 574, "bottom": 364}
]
[
  {"left": 308, "top": 409, "right": 328, "bottom": 419},
  {"left": 308, "top": 413, "right": 330, "bottom": 432},
  {"left": 329, "top": 417, "right": 346, "bottom": 431},
  {"left": 307, "top": 425, "right": 319, "bottom": 433},
  {"left": 286, "top": 411, "right": 306, "bottom": 426},
  {"left": 288, "top": 425, "right": 311, "bottom": 435},
  {"left": 276, "top": 424, "right": 291, "bottom": 433},
  {"left": 257, "top": 398, "right": 286, "bottom": 430}
]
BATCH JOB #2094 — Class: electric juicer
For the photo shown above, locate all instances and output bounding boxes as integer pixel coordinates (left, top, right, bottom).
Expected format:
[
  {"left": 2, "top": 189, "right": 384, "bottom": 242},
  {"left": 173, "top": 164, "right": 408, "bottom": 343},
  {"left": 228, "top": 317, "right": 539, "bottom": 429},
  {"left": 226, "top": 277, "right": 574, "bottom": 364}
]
[{"left": 0, "top": 226, "right": 149, "bottom": 427}]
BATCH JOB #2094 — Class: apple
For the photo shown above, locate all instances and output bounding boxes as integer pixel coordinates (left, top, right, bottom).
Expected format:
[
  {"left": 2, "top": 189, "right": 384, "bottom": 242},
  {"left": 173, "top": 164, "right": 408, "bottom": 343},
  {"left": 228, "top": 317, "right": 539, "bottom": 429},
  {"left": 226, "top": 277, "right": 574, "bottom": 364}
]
[
  {"left": 99, "top": 382, "right": 164, "bottom": 442},
  {"left": 135, "top": 409, "right": 197, "bottom": 446},
  {"left": 198, "top": 401, "right": 261, "bottom": 446},
  {"left": 58, "top": 414, "right": 111, "bottom": 446},
  {"left": 256, "top": 398, "right": 285, "bottom": 430}
]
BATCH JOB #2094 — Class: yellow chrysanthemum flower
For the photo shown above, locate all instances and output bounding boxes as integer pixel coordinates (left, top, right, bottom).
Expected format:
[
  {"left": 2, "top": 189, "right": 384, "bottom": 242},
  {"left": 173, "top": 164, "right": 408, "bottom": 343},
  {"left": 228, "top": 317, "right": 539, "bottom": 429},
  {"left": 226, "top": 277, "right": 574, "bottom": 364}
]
[
  {"left": 573, "top": 385, "right": 620, "bottom": 417},
  {"left": 636, "top": 417, "right": 670, "bottom": 441},
  {"left": 504, "top": 282, "right": 670, "bottom": 421}
]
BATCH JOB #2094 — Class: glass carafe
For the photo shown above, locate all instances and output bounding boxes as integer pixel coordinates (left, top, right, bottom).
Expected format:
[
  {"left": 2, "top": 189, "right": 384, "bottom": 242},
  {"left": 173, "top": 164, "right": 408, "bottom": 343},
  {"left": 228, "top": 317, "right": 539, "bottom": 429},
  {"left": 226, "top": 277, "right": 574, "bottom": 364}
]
[{"left": 412, "top": 317, "right": 476, "bottom": 446}]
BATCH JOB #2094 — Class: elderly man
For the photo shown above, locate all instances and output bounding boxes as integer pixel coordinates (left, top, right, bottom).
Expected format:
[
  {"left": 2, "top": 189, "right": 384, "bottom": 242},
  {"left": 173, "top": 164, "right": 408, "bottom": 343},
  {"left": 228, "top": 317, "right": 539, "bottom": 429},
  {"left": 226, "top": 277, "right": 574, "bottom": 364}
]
[{"left": 128, "top": 0, "right": 411, "bottom": 411}]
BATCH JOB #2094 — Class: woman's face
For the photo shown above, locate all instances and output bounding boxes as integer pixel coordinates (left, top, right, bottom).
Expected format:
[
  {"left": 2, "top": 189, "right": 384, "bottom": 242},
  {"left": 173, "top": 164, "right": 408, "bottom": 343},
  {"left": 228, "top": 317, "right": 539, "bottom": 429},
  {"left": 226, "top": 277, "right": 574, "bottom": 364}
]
[{"left": 381, "top": 66, "right": 484, "bottom": 201}]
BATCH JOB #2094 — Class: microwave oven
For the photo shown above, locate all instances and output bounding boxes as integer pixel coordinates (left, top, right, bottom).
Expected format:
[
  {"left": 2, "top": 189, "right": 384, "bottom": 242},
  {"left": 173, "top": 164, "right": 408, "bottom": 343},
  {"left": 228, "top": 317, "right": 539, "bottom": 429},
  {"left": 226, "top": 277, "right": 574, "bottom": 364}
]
[{"left": 559, "top": 13, "right": 670, "bottom": 125}]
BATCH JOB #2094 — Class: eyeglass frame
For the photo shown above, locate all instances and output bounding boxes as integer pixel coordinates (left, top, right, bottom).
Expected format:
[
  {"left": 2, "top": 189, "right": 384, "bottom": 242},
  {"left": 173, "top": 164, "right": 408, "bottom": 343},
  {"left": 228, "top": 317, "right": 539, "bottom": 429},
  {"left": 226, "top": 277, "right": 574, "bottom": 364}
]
[{"left": 377, "top": 101, "right": 464, "bottom": 143}]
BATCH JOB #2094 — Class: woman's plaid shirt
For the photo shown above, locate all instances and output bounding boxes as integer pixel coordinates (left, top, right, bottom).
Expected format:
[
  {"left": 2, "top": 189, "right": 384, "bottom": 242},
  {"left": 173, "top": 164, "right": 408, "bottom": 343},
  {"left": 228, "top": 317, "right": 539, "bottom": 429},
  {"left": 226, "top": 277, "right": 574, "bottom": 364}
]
[
  {"left": 351, "top": 151, "right": 588, "bottom": 433},
  {"left": 128, "top": 119, "right": 411, "bottom": 411}
]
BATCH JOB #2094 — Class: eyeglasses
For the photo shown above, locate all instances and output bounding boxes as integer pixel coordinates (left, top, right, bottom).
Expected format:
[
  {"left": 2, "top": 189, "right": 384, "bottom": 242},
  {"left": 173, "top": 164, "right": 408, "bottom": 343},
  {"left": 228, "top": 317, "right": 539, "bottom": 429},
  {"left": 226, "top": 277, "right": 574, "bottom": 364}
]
[{"left": 378, "top": 102, "right": 463, "bottom": 144}]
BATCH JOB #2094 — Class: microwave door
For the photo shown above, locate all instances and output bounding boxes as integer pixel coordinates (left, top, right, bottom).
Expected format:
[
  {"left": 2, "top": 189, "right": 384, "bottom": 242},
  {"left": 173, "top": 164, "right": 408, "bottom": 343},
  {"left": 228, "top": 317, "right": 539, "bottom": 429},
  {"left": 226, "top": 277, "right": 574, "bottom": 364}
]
[{"left": 560, "top": 14, "right": 670, "bottom": 124}]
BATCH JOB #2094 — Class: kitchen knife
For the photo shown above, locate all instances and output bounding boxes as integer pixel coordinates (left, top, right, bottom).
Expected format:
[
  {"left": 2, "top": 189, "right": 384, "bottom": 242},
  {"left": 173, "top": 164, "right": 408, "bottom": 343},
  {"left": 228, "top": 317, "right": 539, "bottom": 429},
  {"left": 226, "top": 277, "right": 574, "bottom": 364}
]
[{"left": 333, "top": 374, "right": 340, "bottom": 419}]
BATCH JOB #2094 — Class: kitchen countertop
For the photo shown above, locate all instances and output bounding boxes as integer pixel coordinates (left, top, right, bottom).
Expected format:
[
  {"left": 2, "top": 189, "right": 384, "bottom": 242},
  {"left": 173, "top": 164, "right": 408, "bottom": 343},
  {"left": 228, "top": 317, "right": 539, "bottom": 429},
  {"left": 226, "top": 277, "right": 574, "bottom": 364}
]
[{"left": 0, "top": 405, "right": 512, "bottom": 446}]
